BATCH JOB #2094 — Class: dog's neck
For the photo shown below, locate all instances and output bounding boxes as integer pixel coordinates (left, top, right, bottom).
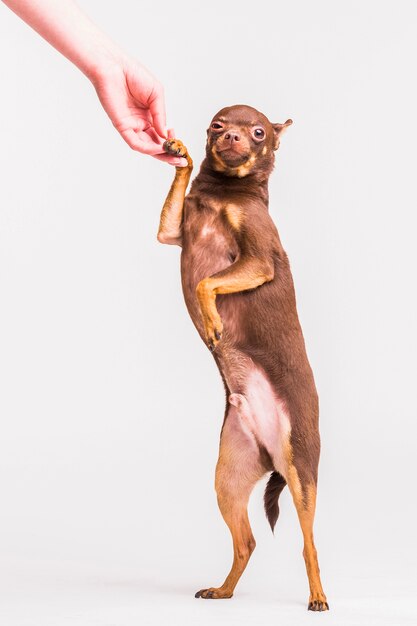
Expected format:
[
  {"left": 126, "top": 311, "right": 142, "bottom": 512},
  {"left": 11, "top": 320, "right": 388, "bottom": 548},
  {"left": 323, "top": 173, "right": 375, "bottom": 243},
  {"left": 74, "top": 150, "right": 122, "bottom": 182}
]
[{"left": 192, "top": 158, "right": 271, "bottom": 206}]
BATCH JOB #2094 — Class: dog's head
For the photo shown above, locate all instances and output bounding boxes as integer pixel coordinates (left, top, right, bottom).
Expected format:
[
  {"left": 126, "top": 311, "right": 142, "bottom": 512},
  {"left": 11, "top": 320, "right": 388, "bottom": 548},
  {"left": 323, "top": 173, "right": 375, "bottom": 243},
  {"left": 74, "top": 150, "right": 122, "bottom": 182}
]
[{"left": 205, "top": 104, "right": 292, "bottom": 178}]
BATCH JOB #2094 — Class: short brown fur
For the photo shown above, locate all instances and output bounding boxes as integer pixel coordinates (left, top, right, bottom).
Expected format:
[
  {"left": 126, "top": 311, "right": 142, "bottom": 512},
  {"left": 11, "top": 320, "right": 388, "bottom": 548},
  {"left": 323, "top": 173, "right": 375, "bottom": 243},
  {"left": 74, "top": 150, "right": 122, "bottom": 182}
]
[{"left": 157, "top": 105, "right": 328, "bottom": 611}]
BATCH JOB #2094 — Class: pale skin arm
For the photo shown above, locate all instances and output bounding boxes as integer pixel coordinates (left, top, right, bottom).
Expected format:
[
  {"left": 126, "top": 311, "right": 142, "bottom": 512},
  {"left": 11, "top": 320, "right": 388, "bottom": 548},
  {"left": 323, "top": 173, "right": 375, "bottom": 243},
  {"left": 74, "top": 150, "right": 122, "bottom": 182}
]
[{"left": 2, "top": 0, "right": 187, "bottom": 166}]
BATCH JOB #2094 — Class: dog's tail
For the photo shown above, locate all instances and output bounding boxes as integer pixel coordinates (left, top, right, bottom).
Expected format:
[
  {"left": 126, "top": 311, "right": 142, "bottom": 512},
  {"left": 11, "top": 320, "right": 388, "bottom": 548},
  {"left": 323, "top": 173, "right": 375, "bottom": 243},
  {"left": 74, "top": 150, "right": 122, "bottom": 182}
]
[{"left": 264, "top": 471, "right": 287, "bottom": 534}]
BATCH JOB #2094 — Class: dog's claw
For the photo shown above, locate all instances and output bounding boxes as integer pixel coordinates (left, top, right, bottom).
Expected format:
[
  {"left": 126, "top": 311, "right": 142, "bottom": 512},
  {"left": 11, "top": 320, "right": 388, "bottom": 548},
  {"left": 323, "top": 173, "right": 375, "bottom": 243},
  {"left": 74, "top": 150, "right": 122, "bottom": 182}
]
[
  {"left": 163, "top": 138, "right": 188, "bottom": 158},
  {"left": 207, "top": 329, "right": 221, "bottom": 351},
  {"left": 195, "top": 587, "right": 233, "bottom": 599},
  {"left": 308, "top": 600, "right": 329, "bottom": 612}
]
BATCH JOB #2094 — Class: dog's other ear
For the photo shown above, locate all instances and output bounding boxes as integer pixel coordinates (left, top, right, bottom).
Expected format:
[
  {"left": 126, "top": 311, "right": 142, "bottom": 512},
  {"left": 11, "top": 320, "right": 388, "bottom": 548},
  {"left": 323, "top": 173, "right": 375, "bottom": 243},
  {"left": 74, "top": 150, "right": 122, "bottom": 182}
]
[{"left": 272, "top": 119, "right": 293, "bottom": 150}]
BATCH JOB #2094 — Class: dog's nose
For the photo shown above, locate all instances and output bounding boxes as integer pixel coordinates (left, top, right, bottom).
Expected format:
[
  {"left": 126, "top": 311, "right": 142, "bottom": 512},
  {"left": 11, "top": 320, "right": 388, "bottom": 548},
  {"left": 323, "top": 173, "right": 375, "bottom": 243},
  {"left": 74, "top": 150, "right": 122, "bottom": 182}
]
[{"left": 224, "top": 130, "right": 241, "bottom": 142}]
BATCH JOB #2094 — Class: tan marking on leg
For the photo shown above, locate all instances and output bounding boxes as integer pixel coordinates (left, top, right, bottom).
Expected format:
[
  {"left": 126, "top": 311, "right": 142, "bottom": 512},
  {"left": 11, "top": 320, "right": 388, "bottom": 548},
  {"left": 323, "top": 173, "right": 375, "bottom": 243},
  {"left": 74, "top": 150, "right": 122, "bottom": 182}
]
[
  {"left": 285, "top": 454, "right": 329, "bottom": 611},
  {"left": 157, "top": 139, "right": 193, "bottom": 245},
  {"left": 196, "top": 259, "right": 274, "bottom": 349},
  {"left": 199, "top": 496, "right": 256, "bottom": 599},
  {"left": 195, "top": 406, "right": 264, "bottom": 599}
]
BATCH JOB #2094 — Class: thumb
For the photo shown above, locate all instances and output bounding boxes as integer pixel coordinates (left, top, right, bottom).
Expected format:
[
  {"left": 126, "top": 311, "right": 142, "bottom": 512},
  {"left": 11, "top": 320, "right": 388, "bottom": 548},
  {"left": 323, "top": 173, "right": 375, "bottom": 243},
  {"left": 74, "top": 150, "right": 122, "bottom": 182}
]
[
  {"left": 120, "top": 128, "right": 164, "bottom": 155},
  {"left": 148, "top": 85, "right": 167, "bottom": 138}
]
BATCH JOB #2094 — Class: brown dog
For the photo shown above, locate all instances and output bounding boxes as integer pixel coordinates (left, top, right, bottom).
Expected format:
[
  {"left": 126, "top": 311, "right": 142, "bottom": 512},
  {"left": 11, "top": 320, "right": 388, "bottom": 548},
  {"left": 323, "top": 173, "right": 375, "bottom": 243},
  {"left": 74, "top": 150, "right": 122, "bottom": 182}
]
[{"left": 157, "top": 105, "right": 328, "bottom": 611}]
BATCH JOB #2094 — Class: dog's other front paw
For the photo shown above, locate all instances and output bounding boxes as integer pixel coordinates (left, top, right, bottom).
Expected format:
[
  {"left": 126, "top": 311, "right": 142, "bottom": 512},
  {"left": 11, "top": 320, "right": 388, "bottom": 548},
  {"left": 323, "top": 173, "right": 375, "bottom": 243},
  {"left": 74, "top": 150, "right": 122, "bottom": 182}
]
[
  {"left": 163, "top": 138, "right": 188, "bottom": 158},
  {"left": 205, "top": 315, "right": 223, "bottom": 352},
  {"left": 196, "top": 279, "right": 223, "bottom": 351},
  {"left": 195, "top": 587, "right": 233, "bottom": 599}
]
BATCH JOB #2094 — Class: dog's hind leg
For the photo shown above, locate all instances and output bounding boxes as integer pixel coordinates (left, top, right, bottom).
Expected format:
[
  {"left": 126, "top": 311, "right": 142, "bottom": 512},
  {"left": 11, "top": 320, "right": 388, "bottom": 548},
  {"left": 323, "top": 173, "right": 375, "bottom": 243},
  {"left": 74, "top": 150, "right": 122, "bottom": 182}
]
[
  {"left": 285, "top": 451, "right": 329, "bottom": 611},
  {"left": 195, "top": 401, "right": 266, "bottom": 599}
]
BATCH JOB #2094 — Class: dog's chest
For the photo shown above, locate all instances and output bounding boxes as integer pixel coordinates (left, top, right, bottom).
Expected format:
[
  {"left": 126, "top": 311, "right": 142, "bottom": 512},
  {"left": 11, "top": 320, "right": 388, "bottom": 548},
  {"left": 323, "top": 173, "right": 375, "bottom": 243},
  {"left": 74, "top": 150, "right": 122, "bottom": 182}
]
[{"left": 181, "top": 198, "right": 238, "bottom": 290}]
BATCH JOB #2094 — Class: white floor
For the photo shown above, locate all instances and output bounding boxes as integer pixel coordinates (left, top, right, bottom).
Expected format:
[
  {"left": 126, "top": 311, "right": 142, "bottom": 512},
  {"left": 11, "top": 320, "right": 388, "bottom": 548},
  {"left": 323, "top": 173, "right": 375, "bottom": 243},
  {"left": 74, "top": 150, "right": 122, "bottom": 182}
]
[{"left": 1, "top": 558, "right": 416, "bottom": 626}]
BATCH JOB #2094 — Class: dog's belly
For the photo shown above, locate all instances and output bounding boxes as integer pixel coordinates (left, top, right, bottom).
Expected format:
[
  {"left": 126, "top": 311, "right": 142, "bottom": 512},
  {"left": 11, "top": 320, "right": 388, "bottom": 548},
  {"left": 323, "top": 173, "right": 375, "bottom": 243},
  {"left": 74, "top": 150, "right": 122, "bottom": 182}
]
[
  {"left": 221, "top": 356, "right": 292, "bottom": 477},
  {"left": 180, "top": 214, "right": 311, "bottom": 473},
  {"left": 181, "top": 230, "right": 292, "bottom": 473}
]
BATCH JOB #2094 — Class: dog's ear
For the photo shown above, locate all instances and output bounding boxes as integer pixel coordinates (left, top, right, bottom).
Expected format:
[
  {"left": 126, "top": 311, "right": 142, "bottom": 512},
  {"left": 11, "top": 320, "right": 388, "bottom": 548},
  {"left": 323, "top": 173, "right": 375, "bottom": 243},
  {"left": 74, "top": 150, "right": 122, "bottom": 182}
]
[{"left": 272, "top": 119, "right": 293, "bottom": 150}]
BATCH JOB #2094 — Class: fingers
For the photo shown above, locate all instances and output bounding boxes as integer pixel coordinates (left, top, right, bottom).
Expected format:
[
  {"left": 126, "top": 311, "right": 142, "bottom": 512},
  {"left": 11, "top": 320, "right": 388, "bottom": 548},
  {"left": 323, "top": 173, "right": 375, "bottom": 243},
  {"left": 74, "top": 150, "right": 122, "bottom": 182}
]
[
  {"left": 153, "top": 153, "right": 188, "bottom": 167},
  {"left": 97, "top": 60, "right": 182, "bottom": 165},
  {"left": 120, "top": 128, "right": 164, "bottom": 155},
  {"left": 120, "top": 128, "right": 186, "bottom": 166},
  {"left": 147, "top": 84, "right": 167, "bottom": 139},
  {"left": 161, "top": 128, "right": 187, "bottom": 164},
  {"left": 158, "top": 128, "right": 187, "bottom": 165}
]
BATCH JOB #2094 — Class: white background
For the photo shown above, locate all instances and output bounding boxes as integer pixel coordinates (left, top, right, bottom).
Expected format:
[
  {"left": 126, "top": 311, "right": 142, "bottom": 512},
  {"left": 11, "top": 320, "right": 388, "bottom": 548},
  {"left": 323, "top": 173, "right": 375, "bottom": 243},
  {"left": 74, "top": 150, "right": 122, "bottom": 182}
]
[{"left": 1, "top": 1, "right": 416, "bottom": 625}]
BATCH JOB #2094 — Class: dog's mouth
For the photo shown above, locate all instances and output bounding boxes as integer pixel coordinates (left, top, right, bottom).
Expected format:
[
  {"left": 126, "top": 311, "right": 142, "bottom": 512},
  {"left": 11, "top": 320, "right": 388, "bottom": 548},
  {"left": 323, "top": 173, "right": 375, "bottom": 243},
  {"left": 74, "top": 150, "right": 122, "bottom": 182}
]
[{"left": 214, "top": 146, "right": 250, "bottom": 167}]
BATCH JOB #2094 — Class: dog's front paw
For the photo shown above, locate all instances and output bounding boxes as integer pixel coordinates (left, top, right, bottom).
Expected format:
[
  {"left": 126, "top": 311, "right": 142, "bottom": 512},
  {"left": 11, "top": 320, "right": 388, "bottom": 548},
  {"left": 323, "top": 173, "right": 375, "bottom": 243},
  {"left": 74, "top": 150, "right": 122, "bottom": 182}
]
[
  {"left": 196, "top": 280, "right": 223, "bottom": 351},
  {"left": 195, "top": 587, "right": 233, "bottom": 599},
  {"left": 204, "top": 313, "right": 223, "bottom": 352},
  {"left": 163, "top": 138, "right": 188, "bottom": 158}
]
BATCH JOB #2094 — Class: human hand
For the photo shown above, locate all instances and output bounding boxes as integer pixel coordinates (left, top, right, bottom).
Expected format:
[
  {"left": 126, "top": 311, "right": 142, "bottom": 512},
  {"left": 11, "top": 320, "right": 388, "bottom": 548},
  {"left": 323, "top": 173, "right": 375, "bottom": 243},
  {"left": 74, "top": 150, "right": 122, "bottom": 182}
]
[
  {"left": 2, "top": 1, "right": 185, "bottom": 165},
  {"left": 92, "top": 59, "right": 187, "bottom": 167}
]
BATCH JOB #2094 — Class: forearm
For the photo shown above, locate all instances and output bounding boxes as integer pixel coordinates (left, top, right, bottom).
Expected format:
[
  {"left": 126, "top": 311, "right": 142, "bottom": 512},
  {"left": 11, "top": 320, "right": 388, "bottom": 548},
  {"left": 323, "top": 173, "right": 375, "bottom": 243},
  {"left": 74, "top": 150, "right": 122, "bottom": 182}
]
[
  {"left": 2, "top": 0, "right": 184, "bottom": 163},
  {"left": 158, "top": 155, "right": 193, "bottom": 244},
  {"left": 157, "top": 171, "right": 188, "bottom": 245},
  {"left": 195, "top": 255, "right": 274, "bottom": 350},
  {"left": 197, "top": 256, "right": 274, "bottom": 298},
  {"left": 2, "top": 0, "right": 125, "bottom": 81}
]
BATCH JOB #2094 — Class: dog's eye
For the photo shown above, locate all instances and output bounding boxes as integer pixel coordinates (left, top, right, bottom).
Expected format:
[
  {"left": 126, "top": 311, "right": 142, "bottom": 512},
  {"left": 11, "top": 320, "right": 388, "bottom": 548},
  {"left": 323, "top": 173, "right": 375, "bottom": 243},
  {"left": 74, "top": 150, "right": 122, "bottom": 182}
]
[
  {"left": 253, "top": 127, "right": 265, "bottom": 141},
  {"left": 211, "top": 122, "right": 223, "bottom": 131}
]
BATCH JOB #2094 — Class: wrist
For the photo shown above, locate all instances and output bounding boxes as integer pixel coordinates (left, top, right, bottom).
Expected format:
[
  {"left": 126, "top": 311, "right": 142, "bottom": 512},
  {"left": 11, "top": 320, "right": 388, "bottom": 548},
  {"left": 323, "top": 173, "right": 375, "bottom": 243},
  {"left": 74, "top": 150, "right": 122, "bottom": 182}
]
[{"left": 80, "top": 40, "right": 129, "bottom": 85}]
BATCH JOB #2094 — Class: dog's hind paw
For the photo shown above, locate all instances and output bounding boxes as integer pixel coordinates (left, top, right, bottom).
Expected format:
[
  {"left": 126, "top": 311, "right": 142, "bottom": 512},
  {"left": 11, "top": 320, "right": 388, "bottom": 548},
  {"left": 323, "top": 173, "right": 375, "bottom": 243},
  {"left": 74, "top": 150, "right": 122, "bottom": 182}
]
[
  {"left": 195, "top": 587, "right": 233, "bottom": 599},
  {"left": 308, "top": 597, "right": 329, "bottom": 612}
]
